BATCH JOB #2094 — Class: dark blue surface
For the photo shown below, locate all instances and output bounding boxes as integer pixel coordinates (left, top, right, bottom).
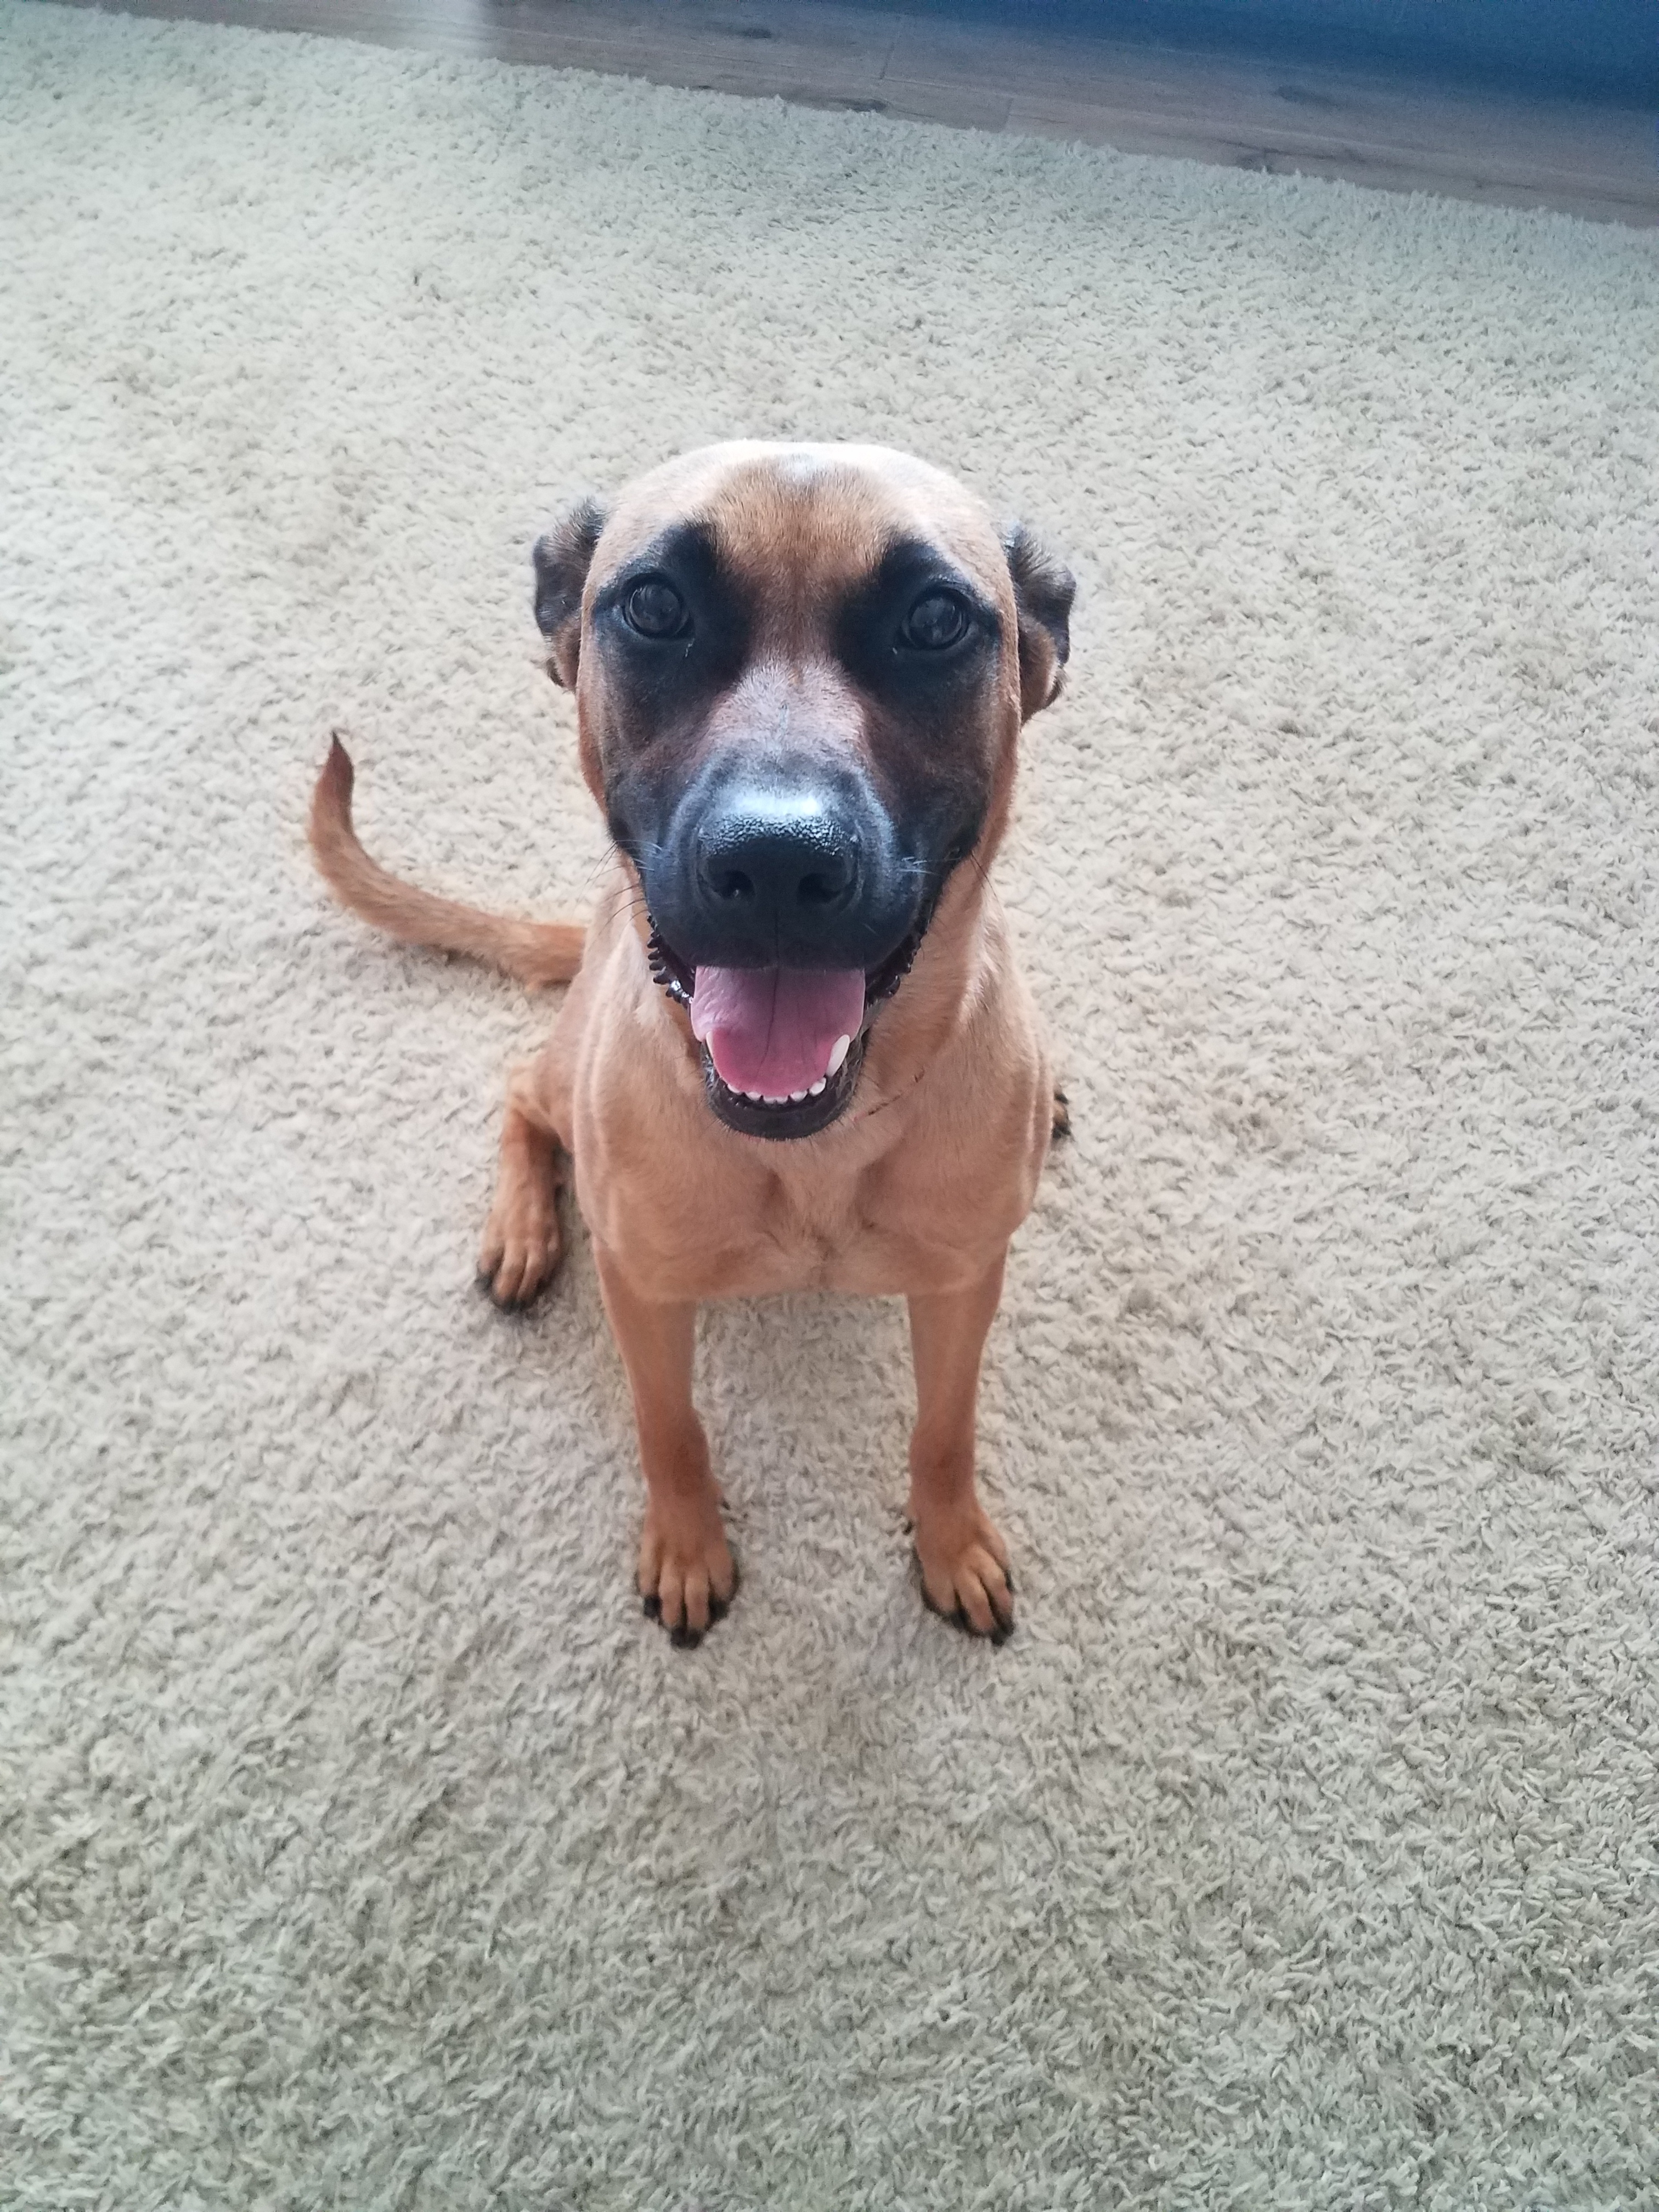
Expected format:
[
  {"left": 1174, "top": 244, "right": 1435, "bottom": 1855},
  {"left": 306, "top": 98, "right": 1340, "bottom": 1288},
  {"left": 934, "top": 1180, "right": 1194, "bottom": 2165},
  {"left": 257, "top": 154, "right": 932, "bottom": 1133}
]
[{"left": 902, "top": 0, "right": 1658, "bottom": 101}]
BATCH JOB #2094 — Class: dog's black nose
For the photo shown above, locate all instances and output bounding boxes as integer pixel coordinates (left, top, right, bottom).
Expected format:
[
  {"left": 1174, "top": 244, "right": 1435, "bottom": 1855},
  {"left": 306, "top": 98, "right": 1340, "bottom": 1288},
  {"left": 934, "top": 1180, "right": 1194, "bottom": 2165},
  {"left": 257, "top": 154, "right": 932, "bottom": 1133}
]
[
  {"left": 640, "top": 758, "right": 916, "bottom": 973},
  {"left": 695, "top": 794, "right": 860, "bottom": 928}
]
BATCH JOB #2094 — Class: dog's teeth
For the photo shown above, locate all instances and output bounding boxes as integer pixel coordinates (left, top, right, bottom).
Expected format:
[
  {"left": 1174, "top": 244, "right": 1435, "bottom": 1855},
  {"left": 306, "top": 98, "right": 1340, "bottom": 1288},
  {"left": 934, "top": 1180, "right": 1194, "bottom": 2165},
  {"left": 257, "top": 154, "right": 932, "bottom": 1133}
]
[
  {"left": 744, "top": 1089, "right": 763, "bottom": 1101},
  {"left": 789, "top": 1089, "right": 806, "bottom": 1102},
  {"left": 827, "top": 1034, "right": 852, "bottom": 1076},
  {"left": 809, "top": 1079, "right": 826, "bottom": 1096}
]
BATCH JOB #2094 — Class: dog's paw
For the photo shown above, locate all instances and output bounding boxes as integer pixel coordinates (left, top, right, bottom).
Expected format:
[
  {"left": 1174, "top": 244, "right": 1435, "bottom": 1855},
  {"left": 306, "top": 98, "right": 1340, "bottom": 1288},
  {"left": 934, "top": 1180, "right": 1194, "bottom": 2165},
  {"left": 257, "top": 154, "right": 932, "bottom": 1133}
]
[
  {"left": 909, "top": 1499, "right": 1015, "bottom": 1641},
  {"left": 638, "top": 1496, "right": 738, "bottom": 1646},
  {"left": 477, "top": 1182, "right": 562, "bottom": 1310}
]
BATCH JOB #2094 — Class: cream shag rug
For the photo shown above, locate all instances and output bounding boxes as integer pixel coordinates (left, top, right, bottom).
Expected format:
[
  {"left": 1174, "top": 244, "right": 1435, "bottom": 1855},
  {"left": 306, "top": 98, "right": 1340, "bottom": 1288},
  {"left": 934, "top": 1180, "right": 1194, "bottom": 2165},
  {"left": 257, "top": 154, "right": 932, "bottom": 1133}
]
[{"left": 2, "top": 4, "right": 1657, "bottom": 2205}]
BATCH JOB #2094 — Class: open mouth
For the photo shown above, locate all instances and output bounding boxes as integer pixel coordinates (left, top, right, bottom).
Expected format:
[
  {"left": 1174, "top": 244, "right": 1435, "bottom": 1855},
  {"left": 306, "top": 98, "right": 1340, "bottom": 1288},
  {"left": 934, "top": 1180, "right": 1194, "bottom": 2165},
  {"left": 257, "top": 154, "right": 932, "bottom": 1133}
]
[{"left": 647, "top": 915, "right": 929, "bottom": 1141}]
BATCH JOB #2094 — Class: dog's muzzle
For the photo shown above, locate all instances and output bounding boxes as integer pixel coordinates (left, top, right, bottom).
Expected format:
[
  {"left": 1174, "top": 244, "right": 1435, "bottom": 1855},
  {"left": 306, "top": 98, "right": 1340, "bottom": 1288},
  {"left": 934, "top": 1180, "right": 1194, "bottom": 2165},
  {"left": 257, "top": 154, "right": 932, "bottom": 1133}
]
[{"left": 630, "top": 760, "right": 937, "bottom": 1139}]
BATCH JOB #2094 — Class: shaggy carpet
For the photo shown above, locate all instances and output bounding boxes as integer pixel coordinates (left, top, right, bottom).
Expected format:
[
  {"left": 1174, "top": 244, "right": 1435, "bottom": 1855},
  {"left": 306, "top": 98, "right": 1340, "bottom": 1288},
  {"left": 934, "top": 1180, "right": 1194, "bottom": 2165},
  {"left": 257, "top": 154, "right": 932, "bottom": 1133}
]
[{"left": 2, "top": 4, "right": 1656, "bottom": 2207}]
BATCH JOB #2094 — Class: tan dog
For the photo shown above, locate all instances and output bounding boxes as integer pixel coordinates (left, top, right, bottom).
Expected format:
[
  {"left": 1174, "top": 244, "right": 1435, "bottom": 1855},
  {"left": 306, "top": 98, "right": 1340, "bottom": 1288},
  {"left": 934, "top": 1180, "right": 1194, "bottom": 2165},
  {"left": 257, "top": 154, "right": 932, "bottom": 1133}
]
[{"left": 310, "top": 442, "right": 1073, "bottom": 1643}]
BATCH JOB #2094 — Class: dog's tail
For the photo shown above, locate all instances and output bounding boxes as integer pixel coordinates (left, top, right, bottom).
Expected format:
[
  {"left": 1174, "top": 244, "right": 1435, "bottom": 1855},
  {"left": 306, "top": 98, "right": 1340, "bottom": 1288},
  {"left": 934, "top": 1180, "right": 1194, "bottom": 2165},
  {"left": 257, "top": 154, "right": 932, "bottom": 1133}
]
[{"left": 308, "top": 736, "right": 585, "bottom": 988}]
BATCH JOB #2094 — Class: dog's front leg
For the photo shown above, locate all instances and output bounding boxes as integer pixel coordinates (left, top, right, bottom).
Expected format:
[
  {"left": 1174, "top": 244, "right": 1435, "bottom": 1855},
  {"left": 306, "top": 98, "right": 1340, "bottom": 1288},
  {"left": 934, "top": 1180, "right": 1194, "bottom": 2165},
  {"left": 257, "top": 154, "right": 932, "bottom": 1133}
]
[
  {"left": 906, "top": 1254, "right": 1015, "bottom": 1639},
  {"left": 478, "top": 964, "right": 596, "bottom": 1309},
  {"left": 478, "top": 1063, "right": 566, "bottom": 1309},
  {"left": 595, "top": 1248, "right": 736, "bottom": 1644}
]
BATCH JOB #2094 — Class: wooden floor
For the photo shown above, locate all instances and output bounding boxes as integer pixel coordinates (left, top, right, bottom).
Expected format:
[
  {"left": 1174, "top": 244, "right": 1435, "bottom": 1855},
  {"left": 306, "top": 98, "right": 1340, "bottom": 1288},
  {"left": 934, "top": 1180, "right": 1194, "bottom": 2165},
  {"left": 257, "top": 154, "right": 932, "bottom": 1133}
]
[{"left": 47, "top": 0, "right": 1659, "bottom": 227}]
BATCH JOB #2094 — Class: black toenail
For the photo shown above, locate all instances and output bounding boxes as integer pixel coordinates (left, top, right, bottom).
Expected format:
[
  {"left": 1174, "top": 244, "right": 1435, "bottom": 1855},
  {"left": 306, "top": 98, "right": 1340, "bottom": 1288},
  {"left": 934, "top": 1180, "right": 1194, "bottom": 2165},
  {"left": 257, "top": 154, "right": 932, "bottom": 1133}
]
[
  {"left": 670, "top": 1624, "right": 703, "bottom": 1650},
  {"left": 641, "top": 1593, "right": 661, "bottom": 1620}
]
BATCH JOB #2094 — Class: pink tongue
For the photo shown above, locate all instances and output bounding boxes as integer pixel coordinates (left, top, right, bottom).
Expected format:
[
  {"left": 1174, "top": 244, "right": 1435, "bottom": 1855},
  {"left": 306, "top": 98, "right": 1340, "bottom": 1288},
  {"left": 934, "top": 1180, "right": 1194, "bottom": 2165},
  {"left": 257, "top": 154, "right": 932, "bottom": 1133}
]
[{"left": 689, "top": 967, "right": 866, "bottom": 1098}]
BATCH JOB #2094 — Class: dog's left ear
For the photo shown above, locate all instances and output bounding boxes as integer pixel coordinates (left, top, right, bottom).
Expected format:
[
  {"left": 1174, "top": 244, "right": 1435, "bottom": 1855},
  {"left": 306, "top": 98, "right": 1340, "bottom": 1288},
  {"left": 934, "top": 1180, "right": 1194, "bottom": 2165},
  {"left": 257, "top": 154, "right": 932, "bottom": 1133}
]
[
  {"left": 533, "top": 496, "right": 608, "bottom": 688},
  {"left": 1003, "top": 524, "right": 1076, "bottom": 720}
]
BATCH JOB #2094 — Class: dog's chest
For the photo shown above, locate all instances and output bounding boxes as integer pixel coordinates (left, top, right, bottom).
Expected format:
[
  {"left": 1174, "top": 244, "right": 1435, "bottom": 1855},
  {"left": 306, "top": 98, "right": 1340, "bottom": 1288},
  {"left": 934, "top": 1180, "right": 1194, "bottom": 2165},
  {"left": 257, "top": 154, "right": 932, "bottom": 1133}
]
[
  {"left": 604, "top": 1152, "right": 936, "bottom": 1300},
  {"left": 748, "top": 1170, "right": 894, "bottom": 1295},
  {"left": 661, "top": 1167, "right": 897, "bottom": 1297}
]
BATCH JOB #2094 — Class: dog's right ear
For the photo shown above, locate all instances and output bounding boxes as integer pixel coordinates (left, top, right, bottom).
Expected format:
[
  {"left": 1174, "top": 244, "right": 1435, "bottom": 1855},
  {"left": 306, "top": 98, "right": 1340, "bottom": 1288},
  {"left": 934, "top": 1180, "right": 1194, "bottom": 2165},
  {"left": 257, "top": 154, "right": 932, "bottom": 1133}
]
[
  {"left": 1003, "top": 523, "right": 1076, "bottom": 720},
  {"left": 532, "top": 497, "right": 608, "bottom": 688}
]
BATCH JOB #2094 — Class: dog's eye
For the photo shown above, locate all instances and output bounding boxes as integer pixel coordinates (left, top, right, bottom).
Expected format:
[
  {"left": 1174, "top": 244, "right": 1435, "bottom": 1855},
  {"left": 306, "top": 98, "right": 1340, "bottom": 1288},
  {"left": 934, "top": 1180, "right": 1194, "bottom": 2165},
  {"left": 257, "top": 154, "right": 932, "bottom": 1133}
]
[
  {"left": 622, "top": 578, "right": 690, "bottom": 640},
  {"left": 899, "top": 591, "right": 970, "bottom": 652}
]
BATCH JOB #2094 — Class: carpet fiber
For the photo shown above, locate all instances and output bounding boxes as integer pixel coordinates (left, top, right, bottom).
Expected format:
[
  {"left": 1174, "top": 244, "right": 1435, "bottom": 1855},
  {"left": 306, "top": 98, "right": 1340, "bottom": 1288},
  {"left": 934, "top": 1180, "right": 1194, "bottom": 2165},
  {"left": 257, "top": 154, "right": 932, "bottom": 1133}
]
[{"left": 2, "top": 4, "right": 1657, "bottom": 2205}]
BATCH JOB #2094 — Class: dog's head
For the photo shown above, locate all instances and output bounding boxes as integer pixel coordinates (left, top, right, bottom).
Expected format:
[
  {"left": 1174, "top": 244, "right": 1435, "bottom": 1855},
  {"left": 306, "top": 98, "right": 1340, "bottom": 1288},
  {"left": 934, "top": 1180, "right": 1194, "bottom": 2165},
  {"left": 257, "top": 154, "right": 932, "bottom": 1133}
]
[{"left": 534, "top": 442, "right": 1074, "bottom": 1140}]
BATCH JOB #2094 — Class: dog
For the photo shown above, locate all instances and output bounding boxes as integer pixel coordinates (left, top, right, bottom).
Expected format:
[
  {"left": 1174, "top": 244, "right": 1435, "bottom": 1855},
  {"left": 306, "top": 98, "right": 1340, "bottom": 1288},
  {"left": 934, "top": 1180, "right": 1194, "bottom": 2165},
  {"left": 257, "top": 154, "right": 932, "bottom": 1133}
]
[{"left": 309, "top": 442, "right": 1074, "bottom": 1644}]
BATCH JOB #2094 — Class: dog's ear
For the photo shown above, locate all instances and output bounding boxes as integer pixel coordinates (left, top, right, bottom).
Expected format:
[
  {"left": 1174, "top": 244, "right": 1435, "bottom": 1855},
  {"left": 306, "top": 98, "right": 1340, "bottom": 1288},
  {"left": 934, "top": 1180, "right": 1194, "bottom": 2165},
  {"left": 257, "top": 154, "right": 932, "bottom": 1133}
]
[
  {"left": 1003, "top": 523, "right": 1075, "bottom": 720},
  {"left": 533, "top": 496, "right": 608, "bottom": 688}
]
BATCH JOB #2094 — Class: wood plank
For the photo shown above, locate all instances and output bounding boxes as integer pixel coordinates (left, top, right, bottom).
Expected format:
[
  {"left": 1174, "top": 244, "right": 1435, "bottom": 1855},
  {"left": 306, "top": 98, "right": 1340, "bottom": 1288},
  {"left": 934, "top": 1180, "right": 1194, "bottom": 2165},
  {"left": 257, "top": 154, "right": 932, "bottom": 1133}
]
[
  {"left": 1005, "top": 103, "right": 1659, "bottom": 225},
  {"left": 681, "top": 73, "right": 1013, "bottom": 131},
  {"left": 887, "top": 18, "right": 1657, "bottom": 198},
  {"left": 34, "top": 0, "right": 1658, "bottom": 224},
  {"left": 39, "top": 0, "right": 897, "bottom": 73},
  {"left": 999, "top": 81, "right": 1659, "bottom": 212}
]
